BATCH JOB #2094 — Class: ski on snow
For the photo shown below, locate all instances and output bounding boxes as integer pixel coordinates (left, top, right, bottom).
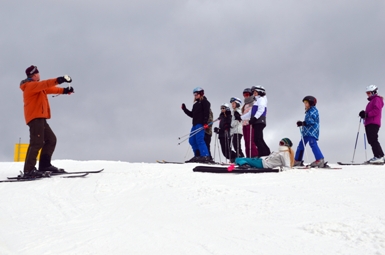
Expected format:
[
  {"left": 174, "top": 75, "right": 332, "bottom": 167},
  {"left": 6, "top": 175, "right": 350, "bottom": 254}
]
[
  {"left": 157, "top": 160, "right": 230, "bottom": 166},
  {"left": 1, "top": 169, "right": 104, "bottom": 183},
  {"left": 51, "top": 169, "right": 104, "bottom": 175},
  {"left": 0, "top": 178, "right": 43, "bottom": 183},
  {"left": 193, "top": 165, "right": 279, "bottom": 174},
  {"left": 337, "top": 162, "right": 384, "bottom": 166},
  {"left": 156, "top": 160, "right": 184, "bottom": 164},
  {"left": 293, "top": 166, "right": 342, "bottom": 170}
]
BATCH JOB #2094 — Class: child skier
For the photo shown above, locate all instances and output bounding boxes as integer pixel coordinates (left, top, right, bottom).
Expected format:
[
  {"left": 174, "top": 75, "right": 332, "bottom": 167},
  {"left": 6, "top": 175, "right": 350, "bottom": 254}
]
[
  {"left": 294, "top": 96, "right": 325, "bottom": 167},
  {"left": 230, "top": 97, "right": 244, "bottom": 159},
  {"left": 214, "top": 103, "right": 236, "bottom": 162},
  {"left": 359, "top": 85, "right": 384, "bottom": 164},
  {"left": 233, "top": 138, "right": 294, "bottom": 170}
]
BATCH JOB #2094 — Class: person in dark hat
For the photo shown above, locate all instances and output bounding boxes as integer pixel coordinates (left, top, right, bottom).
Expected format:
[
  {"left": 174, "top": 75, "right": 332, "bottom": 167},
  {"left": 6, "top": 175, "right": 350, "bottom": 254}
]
[{"left": 19, "top": 65, "right": 74, "bottom": 178}]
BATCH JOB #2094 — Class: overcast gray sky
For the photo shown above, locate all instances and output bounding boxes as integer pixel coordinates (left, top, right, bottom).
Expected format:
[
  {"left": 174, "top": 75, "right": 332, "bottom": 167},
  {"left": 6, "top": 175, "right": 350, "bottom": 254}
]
[{"left": 1, "top": 0, "right": 384, "bottom": 164}]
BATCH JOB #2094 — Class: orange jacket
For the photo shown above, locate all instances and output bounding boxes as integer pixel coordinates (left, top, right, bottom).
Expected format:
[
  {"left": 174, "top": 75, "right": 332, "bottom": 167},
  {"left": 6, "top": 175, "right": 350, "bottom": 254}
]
[{"left": 20, "top": 78, "right": 64, "bottom": 124}]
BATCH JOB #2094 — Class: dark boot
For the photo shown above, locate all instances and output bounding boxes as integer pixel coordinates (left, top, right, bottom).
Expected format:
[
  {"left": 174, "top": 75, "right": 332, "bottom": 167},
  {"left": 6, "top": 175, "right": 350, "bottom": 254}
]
[
  {"left": 38, "top": 154, "right": 65, "bottom": 173},
  {"left": 19, "top": 167, "right": 50, "bottom": 179}
]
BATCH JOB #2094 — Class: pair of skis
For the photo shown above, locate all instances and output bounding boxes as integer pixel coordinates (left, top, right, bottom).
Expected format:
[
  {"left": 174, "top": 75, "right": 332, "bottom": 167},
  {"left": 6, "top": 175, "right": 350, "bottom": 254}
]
[
  {"left": 156, "top": 160, "right": 230, "bottom": 166},
  {"left": 337, "top": 162, "right": 384, "bottom": 166},
  {"left": 0, "top": 169, "right": 104, "bottom": 183}
]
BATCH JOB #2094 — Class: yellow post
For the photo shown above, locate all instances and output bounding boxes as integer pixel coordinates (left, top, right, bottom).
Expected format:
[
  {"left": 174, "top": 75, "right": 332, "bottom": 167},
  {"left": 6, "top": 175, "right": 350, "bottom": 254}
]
[{"left": 14, "top": 140, "right": 41, "bottom": 162}]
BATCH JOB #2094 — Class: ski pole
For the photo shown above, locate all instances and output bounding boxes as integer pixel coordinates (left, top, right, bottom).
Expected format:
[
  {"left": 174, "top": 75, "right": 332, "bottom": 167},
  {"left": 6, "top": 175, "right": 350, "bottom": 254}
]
[
  {"left": 178, "top": 131, "right": 201, "bottom": 145},
  {"left": 364, "top": 129, "right": 367, "bottom": 162},
  {"left": 299, "top": 127, "right": 309, "bottom": 164},
  {"left": 178, "top": 119, "right": 219, "bottom": 145},
  {"left": 184, "top": 143, "right": 191, "bottom": 161},
  {"left": 178, "top": 127, "right": 204, "bottom": 140},
  {"left": 217, "top": 133, "right": 222, "bottom": 163},
  {"left": 178, "top": 119, "right": 219, "bottom": 140},
  {"left": 249, "top": 124, "right": 252, "bottom": 157},
  {"left": 213, "top": 132, "right": 217, "bottom": 162},
  {"left": 351, "top": 118, "right": 362, "bottom": 163}
]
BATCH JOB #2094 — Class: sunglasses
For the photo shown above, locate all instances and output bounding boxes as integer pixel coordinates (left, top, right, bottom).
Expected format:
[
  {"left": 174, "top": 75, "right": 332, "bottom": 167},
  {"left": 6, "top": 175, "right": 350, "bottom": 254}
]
[
  {"left": 279, "top": 141, "right": 289, "bottom": 146},
  {"left": 221, "top": 107, "right": 226, "bottom": 110}
]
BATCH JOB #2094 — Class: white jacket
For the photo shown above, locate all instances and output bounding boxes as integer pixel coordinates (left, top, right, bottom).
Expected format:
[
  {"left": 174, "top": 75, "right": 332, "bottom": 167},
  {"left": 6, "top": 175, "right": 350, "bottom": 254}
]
[
  {"left": 241, "top": 95, "right": 268, "bottom": 121},
  {"left": 261, "top": 146, "right": 292, "bottom": 170},
  {"left": 230, "top": 108, "right": 243, "bottom": 136}
]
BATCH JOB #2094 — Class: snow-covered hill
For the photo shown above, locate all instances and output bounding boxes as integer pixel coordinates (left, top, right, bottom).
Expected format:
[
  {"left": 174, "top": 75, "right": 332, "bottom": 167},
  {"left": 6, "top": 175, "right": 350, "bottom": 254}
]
[{"left": 0, "top": 160, "right": 384, "bottom": 255}]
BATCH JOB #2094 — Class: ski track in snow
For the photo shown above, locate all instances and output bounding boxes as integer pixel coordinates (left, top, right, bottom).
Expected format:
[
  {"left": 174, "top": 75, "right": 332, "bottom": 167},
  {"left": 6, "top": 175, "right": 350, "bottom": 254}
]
[{"left": 0, "top": 160, "right": 385, "bottom": 255}]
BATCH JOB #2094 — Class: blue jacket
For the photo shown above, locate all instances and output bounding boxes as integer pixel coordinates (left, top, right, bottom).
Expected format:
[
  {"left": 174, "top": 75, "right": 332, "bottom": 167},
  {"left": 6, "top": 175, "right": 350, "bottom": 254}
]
[{"left": 302, "top": 106, "right": 320, "bottom": 140}]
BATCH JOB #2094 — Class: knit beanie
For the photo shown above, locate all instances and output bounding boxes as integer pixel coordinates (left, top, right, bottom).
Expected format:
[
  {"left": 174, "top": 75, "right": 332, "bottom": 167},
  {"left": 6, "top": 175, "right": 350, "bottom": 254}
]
[
  {"left": 280, "top": 138, "right": 293, "bottom": 148},
  {"left": 25, "top": 65, "right": 39, "bottom": 76}
]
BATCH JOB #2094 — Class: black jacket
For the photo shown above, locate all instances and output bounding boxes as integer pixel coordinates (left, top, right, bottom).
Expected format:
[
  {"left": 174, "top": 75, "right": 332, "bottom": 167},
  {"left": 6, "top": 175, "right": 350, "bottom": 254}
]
[
  {"left": 183, "top": 96, "right": 211, "bottom": 126},
  {"left": 218, "top": 110, "right": 232, "bottom": 138}
]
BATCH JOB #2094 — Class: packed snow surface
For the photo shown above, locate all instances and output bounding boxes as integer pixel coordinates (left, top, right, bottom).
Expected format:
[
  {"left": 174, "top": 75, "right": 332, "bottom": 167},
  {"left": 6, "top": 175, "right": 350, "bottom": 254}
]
[{"left": 0, "top": 160, "right": 384, "bottom": 255}]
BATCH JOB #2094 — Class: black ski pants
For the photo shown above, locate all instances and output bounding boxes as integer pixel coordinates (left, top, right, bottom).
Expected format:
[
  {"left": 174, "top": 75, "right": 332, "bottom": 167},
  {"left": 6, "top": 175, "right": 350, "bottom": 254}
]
[
  {"left": 253, "top": 123, "right": 271, "bottom": 157},
  {"left": 219, "top": 131, "right": 236, "bottom": 162},
  {"left": 24, "top": 118, "right": 57, "bottom": 172},
  {"left": 365, "top": 124, "right": 384, "bottom": 158},
  {"left": 231, "top": 133, "right": 244, "bottom": 159}
]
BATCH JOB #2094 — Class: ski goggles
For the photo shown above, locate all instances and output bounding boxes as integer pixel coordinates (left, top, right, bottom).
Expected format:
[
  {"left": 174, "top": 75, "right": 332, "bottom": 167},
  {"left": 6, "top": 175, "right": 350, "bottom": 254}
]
[
  {"left": 230, "top": 97, "right": 241, "bottom": 104},
  {"left": 279, "top": 138, "right": 292, "bottom": 147}
]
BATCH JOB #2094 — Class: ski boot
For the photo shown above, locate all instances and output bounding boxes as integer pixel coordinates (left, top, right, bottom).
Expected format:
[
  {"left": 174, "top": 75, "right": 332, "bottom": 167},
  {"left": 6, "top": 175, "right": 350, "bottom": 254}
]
[
  {"left": 39, "top": 165, "right": 66, "bottom": 174},
  {"left": 18, "top": 168, "right": 51, "bottom": 179},
  {"left": 293, "top": 160, "right": 304, "bottom": 167},
  {"left": 309, "top": 159, "right": 325, "bottom": 168}
]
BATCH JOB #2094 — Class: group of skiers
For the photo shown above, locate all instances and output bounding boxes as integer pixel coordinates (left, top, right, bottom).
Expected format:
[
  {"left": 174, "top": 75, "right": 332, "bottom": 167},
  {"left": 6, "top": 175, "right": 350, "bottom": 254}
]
[
  {"left": 17, "top": 64, "right": 384, "bottom": 179},
  {"left": 182, "top": 85, "right": 385, "bottom": 169}
]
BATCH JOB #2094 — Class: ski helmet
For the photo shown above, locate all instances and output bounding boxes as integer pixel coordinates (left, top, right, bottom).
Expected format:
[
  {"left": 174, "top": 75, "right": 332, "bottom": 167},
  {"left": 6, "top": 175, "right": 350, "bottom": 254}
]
[
  {"left": 193, "top": 87, "right": 204, "bottom": 96},
  {"left": 230, "top": 97, "right": 242, "bottom": 107},
  {"left": 302, "top": 96, "right": 317, "bottom": 106},
  {"left": 221, "top": 103, "right": 230, "bottom": 110},
  {"left": 243, "top": 88, "right": 252, "bottom": 97},
  {"left": 251, "top": 85, "right": 266, "bottom": 96},
  {"left": 366, "top": 85, "right": 378, "bottom": 95}
]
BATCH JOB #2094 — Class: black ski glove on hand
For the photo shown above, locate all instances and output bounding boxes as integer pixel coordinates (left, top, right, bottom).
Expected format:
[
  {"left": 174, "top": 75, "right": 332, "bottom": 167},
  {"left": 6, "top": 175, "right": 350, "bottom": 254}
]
[
  {"left": 249, "top": 117, "right": 257, "bottom": 125},
  {"left": 63, "top": 87, "right": 74, "bottom": 94},
  {"left": 57, "top": 75, "right": 72, "bottom": 84},
  {"left": 214, "top": 127, "right": 220, "bottom": 134},
  {"left": 181, "top": 103, "right": 186, "bottom": 110},
  {"left": 359, "top": 110, "right": 367, "bottom": 119},
  {"left": 234, "top": 111, "right": 242, "bottom": 121},
  {"left": 296, "top": 121, "right": 306, "bottom": 127}
]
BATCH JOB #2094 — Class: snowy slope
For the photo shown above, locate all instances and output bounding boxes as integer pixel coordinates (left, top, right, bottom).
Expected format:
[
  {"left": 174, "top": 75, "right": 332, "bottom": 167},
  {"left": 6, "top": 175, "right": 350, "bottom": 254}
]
[{"left": 0, "top": 160, "right": 384, "bottom": 255}]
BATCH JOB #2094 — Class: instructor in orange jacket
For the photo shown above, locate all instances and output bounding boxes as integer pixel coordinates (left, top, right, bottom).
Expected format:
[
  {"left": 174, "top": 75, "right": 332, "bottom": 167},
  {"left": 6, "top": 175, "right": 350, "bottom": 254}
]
[{"left": 20, "top": 65, "right": 74, "bottom": 178}]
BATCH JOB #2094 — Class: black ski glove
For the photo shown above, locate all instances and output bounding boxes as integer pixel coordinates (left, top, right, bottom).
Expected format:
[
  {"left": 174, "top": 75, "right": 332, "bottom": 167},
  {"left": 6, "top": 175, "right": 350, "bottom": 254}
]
[
  {"left": 181, "top": 103, "right": 186, "bottom": 110},
  {"left": 359, "top": 110, "right": 367, "bottom": 119},
  {"left": 214, "top": 127, "right": 220, "bottom": 134},
  {"left": 249, "top": 117, "right": 257, "bottom": 125},
  {"left": 296, "top": 121, "right": 306, "bottom": 127},
  {"left": 63, "top": 87, "right": 74, "bottom": 94},
  {"left": 57, "top": 75, "right": 72, "bottom": 84},
  {"left": 234, "top": 111, "right": 242, "bottom": 121}
]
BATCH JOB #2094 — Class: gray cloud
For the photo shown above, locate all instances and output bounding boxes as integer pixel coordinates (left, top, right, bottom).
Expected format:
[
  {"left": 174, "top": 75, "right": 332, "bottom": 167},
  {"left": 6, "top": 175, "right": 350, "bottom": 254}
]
[{"left": 1, "top": 0, "right": 384, "bottom": 164}]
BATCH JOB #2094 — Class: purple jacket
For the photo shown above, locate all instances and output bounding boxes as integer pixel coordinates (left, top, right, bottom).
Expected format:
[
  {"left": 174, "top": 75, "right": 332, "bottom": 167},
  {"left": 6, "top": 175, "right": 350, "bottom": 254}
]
[{"left": 365, "top": 95, "right": 384, "bottom": 127}]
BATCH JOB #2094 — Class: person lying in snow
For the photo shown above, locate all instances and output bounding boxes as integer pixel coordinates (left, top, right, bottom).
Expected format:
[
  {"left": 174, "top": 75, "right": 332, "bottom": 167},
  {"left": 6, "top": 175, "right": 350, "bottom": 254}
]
[{"left": 230, "top": 138, "right": 294, "bottom": 170}]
